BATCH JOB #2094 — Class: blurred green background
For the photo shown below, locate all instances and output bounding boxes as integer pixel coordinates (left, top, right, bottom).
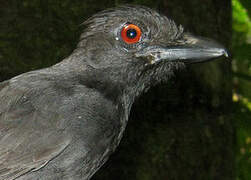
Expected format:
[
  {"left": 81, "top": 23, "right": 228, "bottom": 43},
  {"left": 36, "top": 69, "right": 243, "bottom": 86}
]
[{"left": 232, "top": 0, "right": 251, "bottom": 179}]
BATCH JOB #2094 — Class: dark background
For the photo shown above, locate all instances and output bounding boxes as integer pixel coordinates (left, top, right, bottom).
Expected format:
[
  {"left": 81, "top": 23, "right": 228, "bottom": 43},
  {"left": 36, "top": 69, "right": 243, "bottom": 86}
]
[{"left": 0, "top": 0, "right": 237, "bottom": 180}]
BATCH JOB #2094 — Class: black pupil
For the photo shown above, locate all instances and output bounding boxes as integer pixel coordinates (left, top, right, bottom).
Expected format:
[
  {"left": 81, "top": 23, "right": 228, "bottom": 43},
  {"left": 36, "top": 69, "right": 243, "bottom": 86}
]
[{"left": 126, "top": 29, "right": 137, "bottom": 39}]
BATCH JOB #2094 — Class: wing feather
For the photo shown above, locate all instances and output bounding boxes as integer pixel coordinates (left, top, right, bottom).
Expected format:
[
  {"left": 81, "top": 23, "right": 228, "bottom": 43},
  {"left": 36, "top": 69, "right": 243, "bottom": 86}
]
[{"left": 0, "top": 80, "right": 70, "bottom": 180}]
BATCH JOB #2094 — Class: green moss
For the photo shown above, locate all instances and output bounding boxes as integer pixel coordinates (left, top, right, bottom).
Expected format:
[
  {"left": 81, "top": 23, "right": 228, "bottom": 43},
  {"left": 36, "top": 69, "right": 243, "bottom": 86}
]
[{"left": 232, "top": 0, "right": 251, "bottom": 178}]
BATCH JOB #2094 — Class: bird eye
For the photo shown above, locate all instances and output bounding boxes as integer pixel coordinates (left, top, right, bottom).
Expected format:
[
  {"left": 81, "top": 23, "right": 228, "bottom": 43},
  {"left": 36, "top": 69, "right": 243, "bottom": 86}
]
[{"left": 121, "top": 24, "right": 142, "bottom": 44}]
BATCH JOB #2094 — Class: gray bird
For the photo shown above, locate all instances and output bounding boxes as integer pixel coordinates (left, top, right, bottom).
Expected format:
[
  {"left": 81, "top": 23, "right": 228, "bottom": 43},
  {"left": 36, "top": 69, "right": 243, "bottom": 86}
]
[{"left": 0, "top": 5, "right": 228, "bottom": 180}]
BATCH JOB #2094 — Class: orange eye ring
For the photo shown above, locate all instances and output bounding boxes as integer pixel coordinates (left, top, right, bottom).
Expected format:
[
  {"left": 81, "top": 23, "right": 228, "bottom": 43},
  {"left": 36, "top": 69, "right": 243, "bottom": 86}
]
[{"left": 121, "top": 24, "right": 142, "bottom": 44}]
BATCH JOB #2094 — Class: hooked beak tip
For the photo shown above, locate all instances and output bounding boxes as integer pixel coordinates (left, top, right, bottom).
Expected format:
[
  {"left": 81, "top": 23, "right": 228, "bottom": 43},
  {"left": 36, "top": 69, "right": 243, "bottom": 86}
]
[{"left": 223, "top": 49, "right": 229, "bottom": 58}]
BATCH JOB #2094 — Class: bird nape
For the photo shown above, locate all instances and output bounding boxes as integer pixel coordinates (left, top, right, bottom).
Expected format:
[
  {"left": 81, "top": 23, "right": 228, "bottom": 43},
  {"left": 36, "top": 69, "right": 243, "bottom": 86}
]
[{"left": 0, "top": 5, "right": 228, "bottom": 180}]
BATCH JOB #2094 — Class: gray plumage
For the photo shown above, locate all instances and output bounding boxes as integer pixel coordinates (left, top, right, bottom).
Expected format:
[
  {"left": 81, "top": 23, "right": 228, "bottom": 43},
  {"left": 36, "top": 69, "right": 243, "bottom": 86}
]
[{"left": 0, "top": 5, "right": 227, "bottom": 180}]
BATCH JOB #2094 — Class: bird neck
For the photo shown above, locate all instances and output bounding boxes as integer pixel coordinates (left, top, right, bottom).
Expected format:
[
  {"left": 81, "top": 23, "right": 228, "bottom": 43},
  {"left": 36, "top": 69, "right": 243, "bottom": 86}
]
[{"left": 54, "top": 51, "right": 182, "bottom": 108}]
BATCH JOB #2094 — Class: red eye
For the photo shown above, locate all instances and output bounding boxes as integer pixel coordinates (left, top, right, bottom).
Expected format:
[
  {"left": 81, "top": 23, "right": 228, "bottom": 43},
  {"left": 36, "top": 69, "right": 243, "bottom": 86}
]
[{"left": 121, "top": 24, "right": 142, "bottom": 44}]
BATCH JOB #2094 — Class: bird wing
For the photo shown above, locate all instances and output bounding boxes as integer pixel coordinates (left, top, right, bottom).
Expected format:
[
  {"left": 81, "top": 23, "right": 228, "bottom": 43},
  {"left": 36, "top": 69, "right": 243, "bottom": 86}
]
[{"left": 0, "top": 79, "right": 70, "bottom": 180}]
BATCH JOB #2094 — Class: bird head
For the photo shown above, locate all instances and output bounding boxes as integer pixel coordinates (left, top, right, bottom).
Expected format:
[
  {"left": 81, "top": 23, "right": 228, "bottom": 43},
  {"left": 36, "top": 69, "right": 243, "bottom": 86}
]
[{"left": 75, "top": 5, "right": 228, "bottom": 102}]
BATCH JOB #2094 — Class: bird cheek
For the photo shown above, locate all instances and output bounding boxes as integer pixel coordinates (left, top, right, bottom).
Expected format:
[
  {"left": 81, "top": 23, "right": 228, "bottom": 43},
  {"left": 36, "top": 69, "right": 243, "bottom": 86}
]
[{"left": 135, "top": 55, "right": 156, "bottom": 65}]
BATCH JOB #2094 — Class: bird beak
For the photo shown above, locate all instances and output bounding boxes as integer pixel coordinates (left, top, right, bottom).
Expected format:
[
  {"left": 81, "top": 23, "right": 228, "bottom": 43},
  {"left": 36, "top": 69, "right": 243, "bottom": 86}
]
[{"left": 135, "top": 33, "right": 229, "bottom": 64}]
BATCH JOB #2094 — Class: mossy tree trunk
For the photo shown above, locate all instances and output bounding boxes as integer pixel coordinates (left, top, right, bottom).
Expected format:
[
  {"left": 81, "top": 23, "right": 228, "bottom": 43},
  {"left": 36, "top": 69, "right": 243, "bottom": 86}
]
[{"left": 0, "top": 0, "right": 233, "bottom": 180}]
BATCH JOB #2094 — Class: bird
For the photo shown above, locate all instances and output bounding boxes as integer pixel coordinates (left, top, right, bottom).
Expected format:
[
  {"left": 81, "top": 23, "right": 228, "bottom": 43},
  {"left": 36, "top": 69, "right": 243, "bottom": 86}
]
[{"left": 0, "top": 5, "right": 228, "bottom": 180}]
